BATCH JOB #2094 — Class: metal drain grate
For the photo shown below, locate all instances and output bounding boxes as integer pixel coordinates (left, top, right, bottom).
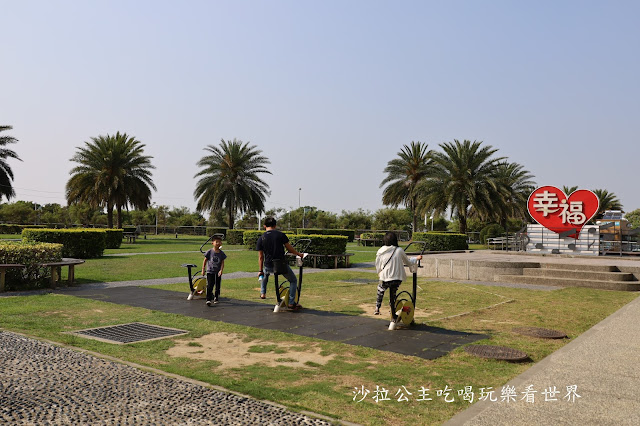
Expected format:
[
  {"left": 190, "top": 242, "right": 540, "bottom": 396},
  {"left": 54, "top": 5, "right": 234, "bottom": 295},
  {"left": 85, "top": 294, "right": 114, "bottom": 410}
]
[
  {"left": 464, "top": 345, "right": 528, "bottom": 361},
  {"left": 71, "top": 322, "right": 188, "bottom": 344},
  {"left": 513, "top": 327, "right": 567, "bottom": 339}
]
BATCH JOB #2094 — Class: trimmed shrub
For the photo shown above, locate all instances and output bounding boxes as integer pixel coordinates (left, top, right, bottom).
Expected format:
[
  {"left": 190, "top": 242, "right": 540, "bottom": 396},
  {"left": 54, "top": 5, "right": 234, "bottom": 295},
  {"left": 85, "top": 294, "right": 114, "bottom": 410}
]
[
  {"left": 22, "top": 228, "right": 107, "bottom": 258},
  {"left": 0, "top": 224, "right": 47, "bottom": 234},
  {"left": 290, "top": 234, "right": 349, "bottom": 268},
  {"left": 243, "top": 230, "right": 264, "bottom": 249},
  {"left": 105, "top": 229, "right": 123, "bottom": 249},
  {"left": 0, "top": 241, "right": 63, "bottom": 290},
  {"left": 297, "top": 228, "right": 355, "bottom": 242},
  {"left": 206, "top": 227, "right": 227, "bottom": 238},
  {"left": 226, "top": 229, "right": 245, "bottom": 245},
  {"left": 479, "top": 224, "right": 505, "bottom": 244},
  {"left": 412, "top": 232, "right": 468, "bottom": 251}
]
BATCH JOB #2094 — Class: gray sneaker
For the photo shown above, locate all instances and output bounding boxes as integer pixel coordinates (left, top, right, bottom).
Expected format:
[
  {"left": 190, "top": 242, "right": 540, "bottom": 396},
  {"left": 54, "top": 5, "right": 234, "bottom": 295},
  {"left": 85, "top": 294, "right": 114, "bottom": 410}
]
[
  {"left": 213, "top": 298, "right": 219, "bottom": 304},
  {"left": 187, "top": 292, "right": 194, "bottom": 301},
  {"left": 206, "top": 301, "right": 212, "bottom": 306}
]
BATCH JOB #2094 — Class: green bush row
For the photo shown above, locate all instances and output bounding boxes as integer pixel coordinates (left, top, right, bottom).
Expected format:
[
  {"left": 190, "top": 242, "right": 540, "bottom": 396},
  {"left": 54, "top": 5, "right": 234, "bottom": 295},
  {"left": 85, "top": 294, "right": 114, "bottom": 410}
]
[
  {"left": 0, "top": 241, "right": 63, "bottom": 290},
  {"left": 206, "top": 227, "right": 228, "bottom": 238},
  {"left": 105, "top": 229, "right": 123, "bottom": 249},
  {"left": 412, "top": 232, "right": 468, "bottom": 251},
  {"left": 22, "top": 228, "right": 107, "bottom": 258},
  {"left": 243, "top": 230, "right": 294, "bottom": 249},
  {"left": 296, "top": 228, "right": 355, "bottom": 242},
  {"left": 226, "top": 229, "right": 245, "bottom": 245},
  {"left": 0, "top": 224, "right": 47, "bottom": 234}
]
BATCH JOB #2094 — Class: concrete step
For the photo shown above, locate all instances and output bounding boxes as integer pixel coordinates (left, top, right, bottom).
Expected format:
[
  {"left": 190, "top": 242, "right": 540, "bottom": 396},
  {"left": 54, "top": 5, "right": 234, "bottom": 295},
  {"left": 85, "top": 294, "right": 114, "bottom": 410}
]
[
  {"left": 523, "top": 268, "right": 635, "bottom": 282},
  {"left": 496, "top": 274, "right": 640, "bottom": 291},
  {"left": 540, "top": 263, "right": 619, "bottom": 272}
]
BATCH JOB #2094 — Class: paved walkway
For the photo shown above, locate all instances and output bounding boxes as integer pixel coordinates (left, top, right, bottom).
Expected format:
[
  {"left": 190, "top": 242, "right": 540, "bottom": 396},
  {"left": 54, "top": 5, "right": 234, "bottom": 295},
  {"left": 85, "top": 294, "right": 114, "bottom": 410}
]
[{"left": 444, "top": 294, "right": 640, "bottom": 425}]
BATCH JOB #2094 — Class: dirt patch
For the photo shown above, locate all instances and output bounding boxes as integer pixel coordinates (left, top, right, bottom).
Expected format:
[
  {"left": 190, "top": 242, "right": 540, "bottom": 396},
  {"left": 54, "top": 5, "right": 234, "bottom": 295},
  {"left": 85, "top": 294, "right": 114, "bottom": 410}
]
[{"left": 167, "top": 332, "right": 335, "bottom": 370}]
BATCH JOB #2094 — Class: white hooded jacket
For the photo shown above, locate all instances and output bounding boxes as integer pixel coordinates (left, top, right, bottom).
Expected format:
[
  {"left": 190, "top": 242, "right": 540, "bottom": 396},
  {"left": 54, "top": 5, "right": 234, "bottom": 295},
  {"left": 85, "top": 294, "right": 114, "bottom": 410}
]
[{"left": 375, "top": 245, "right": 419, "bottom": 282}]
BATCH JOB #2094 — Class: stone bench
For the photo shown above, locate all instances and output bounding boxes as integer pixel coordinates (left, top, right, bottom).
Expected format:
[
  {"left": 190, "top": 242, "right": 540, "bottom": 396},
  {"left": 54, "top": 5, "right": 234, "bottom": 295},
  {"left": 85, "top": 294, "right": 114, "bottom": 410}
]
[
  {"left": 40, "top": 258, "right": 85, "bottom": 288},
  {"left": 0, "top": 264, "right": 24, "bottom": 292},
  {"left": 304, "top": 253, "right": 354, "bottom": 269}
]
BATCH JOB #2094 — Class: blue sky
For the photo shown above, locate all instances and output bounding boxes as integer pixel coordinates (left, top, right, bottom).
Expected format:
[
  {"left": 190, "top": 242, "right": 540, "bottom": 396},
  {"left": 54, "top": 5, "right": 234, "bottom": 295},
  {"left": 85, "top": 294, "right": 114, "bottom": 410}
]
[{"left": 2, "top": 1, "right": 639, "bottom": 216}]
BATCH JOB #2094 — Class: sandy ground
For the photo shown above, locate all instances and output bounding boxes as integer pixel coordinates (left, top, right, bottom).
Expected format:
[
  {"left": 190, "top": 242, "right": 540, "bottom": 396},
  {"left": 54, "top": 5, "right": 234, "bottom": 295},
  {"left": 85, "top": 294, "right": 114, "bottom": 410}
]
[{"left": 167, "top": 332, "right": 335, "bottom": 369}]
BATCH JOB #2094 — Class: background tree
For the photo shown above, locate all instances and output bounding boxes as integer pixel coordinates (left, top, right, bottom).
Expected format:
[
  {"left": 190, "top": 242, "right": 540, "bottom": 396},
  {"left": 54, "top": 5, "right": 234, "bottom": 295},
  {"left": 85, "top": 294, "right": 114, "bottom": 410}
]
[
  {"left": 562, "top": 185, "right": 579, "bottom": 195},
  {"left": 337, "top": 209, "right": 373, "bottom": 230},
  {"left": 0, "top": 125, "right": 22, "bottom": 201},
  {"left": 66, "top": 132, "right": 156, "bottom": 228},
  {"left": 625, "top": 208, "right": 640, "bottom": 229},
  {"left": 418, "top": 140, "right": 505, "bottom": 235},
  {"left": 592, "top": 188, "right": 623, "bottom": 218},
  {"left": 194, "top": 139, "right": 271, "bottom": 229},
  {"left": 490, "top": 161, "right": 536, "bottom": 230},
  {"left": 380, "top": 141, "right": 432, "bottom": 233},
  {"left": 372, "top": 208, "right": 412, "bottom": 232}
]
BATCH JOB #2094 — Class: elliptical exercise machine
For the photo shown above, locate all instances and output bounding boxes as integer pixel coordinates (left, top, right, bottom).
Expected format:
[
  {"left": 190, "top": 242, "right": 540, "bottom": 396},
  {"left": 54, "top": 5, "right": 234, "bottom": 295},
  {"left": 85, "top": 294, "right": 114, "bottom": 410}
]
[
  {"left": 388, "top": 240, "right": 427, "bottom": 330},
  {"left": 271, "top": 239, "right": 311, "bottom": 313}
]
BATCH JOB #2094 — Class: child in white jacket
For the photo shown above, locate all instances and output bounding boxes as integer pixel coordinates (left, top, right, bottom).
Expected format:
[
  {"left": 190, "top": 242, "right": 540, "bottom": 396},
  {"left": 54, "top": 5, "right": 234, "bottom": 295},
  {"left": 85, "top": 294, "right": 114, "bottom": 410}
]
[{"left": 374, "top": 232, "right": 422, "bottom": 317}]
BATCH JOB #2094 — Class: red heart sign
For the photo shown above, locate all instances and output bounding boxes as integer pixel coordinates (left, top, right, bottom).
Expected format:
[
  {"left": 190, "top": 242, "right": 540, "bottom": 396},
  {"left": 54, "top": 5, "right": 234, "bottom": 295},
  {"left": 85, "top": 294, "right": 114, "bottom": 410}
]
[{"left": 527, "top": 186, "right": 600, "bottom": 239}]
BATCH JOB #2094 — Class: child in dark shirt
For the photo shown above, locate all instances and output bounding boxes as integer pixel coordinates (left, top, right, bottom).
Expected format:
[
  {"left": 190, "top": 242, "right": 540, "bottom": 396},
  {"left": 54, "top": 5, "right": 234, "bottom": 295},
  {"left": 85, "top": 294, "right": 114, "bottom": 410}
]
[{"left": 202, "top": 235, "right": 227, "bottom": 306}]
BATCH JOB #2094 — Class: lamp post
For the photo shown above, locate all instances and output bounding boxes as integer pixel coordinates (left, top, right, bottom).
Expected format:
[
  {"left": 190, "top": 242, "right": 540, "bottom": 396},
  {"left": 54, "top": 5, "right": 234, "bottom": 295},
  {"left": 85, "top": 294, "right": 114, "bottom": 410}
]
[
  {"left": 430, "top": 214, "right": 434, "bottom": 231},
  {"left": 298, "top": 188, "right": 301, "bottom": 208},
  {"left": 287, "top": 210, "right": 291, "bottom": 230}
]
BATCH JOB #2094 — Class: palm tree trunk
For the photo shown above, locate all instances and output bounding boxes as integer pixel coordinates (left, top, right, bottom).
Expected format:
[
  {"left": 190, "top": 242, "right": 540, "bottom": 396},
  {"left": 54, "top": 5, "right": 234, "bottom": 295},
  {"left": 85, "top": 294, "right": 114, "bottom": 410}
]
[
  {"left": 116, "top": 205, "right": 122, "bottom": 229},
  {"left": 107, "top": 202, "right": 114, "bottom": 229},
  {"left": 227, "top": 204, "right": 234, "bottom": 229}
]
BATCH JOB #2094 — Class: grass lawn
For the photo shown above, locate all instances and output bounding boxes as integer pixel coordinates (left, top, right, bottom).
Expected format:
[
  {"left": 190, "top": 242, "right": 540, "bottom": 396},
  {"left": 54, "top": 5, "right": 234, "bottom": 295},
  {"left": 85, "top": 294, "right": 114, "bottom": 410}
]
[{"left": 2, "top": 261, "right": 637, "bottom": 424}]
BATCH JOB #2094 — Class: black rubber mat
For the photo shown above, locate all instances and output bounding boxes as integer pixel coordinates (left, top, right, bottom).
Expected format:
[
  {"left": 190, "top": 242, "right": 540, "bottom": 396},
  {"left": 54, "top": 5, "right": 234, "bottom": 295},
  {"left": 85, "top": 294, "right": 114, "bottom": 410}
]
[{"left": 63, "top": 286, "right": 488, "bottom": 360}]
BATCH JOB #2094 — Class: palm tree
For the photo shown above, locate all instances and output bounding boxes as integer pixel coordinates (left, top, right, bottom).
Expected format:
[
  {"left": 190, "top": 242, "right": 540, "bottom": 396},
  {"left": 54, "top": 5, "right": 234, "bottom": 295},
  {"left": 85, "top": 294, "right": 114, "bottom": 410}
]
[
  {"left": 592, "top": 188, "right": 622, "bottom": 218},
  {"left": 66, "top": 132, "right": 156, "bottom": 228},
  {"left": 194, "top": 139, "right": 271, "bottom": 229},
  {"left": 380, "top": 141, "right": 433, "bottom": 233},
  {"left": 562, "top": 185, "right": 578, "bottom": 195},
  {"left": 418, "top": 139, "right": 505, "bottom": 234},
  {"left": 491, "top": 161, "right": 536, "bottom": 229},
  {"left": 0, "top": 125, "right": 22, "bottom": 201}
]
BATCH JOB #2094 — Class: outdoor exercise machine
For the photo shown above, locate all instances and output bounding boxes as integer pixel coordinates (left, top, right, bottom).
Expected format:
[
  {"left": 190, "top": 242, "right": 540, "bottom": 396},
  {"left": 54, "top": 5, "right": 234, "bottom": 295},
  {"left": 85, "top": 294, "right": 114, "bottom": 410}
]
[
  {"left": 272, "top": 239, "right": 312, "bottom": 313},
  {"left": 388, "top": 240, "right": 427, "bottom": 330},
  {"left": 181, "top": 234, "right": 224, "bottom": 300}
]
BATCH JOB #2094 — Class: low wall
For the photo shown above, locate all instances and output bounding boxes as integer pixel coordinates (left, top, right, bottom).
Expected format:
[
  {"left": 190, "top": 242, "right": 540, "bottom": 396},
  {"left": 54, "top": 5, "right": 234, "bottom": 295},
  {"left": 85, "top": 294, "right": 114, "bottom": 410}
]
[{"left": 413, "top": 258, "right": 540, "bottom": 282}]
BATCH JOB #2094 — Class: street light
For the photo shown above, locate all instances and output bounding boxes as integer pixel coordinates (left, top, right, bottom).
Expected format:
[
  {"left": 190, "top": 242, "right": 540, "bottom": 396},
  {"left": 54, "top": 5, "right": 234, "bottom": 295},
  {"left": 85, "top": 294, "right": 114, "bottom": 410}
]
[
  {"left": 287, "top": 210, "right": 291, "bottom": 230},
  {"left": 430, "top": 214, "right": 434, "bottom": 231},
  {"left": 298, "top": 188, "right": 301, "bottom": 208}
]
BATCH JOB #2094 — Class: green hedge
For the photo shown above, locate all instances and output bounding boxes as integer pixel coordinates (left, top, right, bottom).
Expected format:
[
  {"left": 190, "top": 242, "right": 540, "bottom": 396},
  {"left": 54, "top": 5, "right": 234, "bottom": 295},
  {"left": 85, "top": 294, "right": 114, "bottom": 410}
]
[
  {"left": 243, "top": 230, "right": 294, "bottom": 249},
  {"left": 291, "top": 234, "right": 349, "bottom": 268},
  {"left": 412, "top": 232, "right": 468, "bottom": 251},
  {"left": 0, "top": 224, "right": 47, "bottom": 234},
  {"left": 22, "top": 228, "right": 107, "bottom": 258},
  {"left": 105, "top": 229, "right": 123, "bottom": 249},
  {"left": 297, "top": 228, "right": 355, "bottom": 242},
  {"left": 206, "top": 227, "right": 227, "bottom": 238},
  {"left": 226, "top": 229, "right": 245, "bottom": 245},
  {"left": 0, "top": 241, "right": 63, "bottom": 290}
]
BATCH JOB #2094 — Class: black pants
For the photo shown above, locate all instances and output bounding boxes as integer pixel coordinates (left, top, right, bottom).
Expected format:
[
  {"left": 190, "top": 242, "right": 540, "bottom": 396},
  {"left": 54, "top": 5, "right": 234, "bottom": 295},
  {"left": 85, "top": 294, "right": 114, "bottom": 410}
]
[
  {"left": 206, "top": 273, "right": 221, "bottom": 302},
  {"left": 376, "top": 280, "right": 401, "bottom": 320}
]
